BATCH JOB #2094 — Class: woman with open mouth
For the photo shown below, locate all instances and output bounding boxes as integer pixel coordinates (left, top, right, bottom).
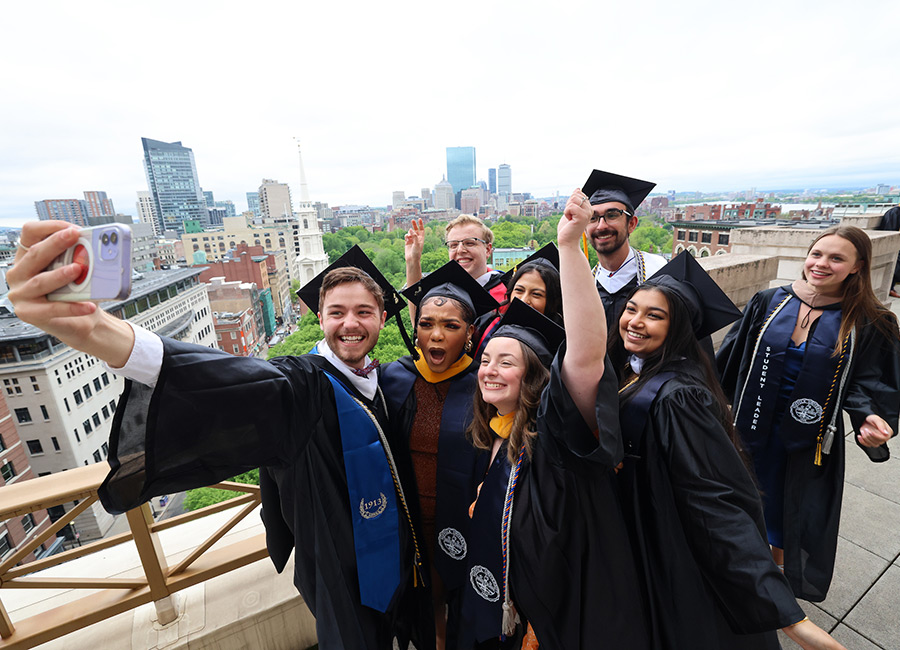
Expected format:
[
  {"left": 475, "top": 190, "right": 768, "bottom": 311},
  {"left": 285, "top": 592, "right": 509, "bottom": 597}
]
[
  {"left": 381, "top": 261, "right": 499, "bottom": 650},
  {"left": 718, "top": 225, "right": 900, "bottom": 604}
]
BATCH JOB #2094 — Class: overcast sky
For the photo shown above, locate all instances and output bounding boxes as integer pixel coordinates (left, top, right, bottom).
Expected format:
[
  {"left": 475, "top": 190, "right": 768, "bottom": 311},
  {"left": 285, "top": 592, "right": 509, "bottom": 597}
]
[{"left": 1, "top": 0, "right": 897, "bottom": 228}]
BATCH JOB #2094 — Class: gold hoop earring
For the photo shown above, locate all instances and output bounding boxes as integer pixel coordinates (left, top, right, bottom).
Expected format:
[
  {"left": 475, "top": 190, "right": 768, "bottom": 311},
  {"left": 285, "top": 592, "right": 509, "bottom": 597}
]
[{"left": 465, "top": 338, "right": 473, "bottom": 353}]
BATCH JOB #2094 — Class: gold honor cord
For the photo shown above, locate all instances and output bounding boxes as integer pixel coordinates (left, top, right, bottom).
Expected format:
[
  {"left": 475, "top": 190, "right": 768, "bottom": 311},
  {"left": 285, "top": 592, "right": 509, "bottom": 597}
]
[{"left": 814, "top": 329, "right": 854, "bottom": 466}]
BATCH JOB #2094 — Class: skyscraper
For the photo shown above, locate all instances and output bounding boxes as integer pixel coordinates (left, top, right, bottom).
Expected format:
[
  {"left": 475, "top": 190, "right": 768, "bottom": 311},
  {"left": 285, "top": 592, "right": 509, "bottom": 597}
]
[
  {"left": 34, "top": 199, "right": 89, "bottom": 226},
  {"left": 83, "top": 191, "right": 115, "bottom": 220},
  {"left": 142, "top": 138, "right": 208, "bottom": 235},
  {"left": 246, "top": 191, "right": 261, "bottom": 217},
  {"left": 203, "top": 190, "right": 215, "bottom": 208},
  {"left": 434, "top": 176, "right": 455, "bottom": 210},
  {"left": 488, "top": 168, "right": 497, "bottom": 194},
  {"left": 498, "top": 163, "right": 511, "bottom": 198},
  {"left": 446, "top": 146, "right": 476, "bottom": 207},
  {"left": 392, "top": 191, "right": 406, "bottom": 210},
  {"left": 136, "top": 191, "right": 160, "bottom": 237},
  {"left": 258, "top": 179, "right": 293, "bottom": 221}
]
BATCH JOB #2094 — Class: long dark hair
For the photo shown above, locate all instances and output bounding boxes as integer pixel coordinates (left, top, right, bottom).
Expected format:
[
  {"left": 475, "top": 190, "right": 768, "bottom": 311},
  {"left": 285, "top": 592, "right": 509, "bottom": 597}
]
[
  {"left": 609, "top": 284, "right": 743, "bottom": 452},
  {"left": 802, "top": 225, "right": 900, "bottom": 350},
  {"left": 502, "top": 262, "right": 563, "bottom": 325},
  {"left": 468, "top": 340, "right": 550, "bottom": 465}
]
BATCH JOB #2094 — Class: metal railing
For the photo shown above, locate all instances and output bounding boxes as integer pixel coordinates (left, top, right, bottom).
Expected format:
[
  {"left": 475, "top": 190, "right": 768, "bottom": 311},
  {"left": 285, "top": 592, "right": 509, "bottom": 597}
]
[{"left": 0, "top": 464, "right": 267, "bottom": 649}]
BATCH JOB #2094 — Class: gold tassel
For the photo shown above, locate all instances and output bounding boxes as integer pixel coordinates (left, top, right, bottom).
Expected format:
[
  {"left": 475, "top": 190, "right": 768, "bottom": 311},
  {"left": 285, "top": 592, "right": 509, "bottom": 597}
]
[
  {"left": 814, "top": 435, "right": 823, "bottom": 466},
  {"left": 581, "top": 232, "right": 590, "bottom": 259}
]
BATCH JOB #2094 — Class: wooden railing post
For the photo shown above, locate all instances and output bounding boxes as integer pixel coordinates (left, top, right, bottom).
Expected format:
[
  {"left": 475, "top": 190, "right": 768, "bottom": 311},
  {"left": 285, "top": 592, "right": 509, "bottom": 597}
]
[
  {"left": 125, "top": 503, "right": 178, "bottom": 625},
  {"left": 0, "top": 600, "right": 14, "bottom": 640}
]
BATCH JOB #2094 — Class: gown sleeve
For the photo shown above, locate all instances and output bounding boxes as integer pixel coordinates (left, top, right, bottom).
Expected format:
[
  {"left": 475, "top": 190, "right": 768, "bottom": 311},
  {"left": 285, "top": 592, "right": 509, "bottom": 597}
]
[
  {"left": 715, "top": 290, "right": 766, "bottom": 402},
  {"left": 537, "top": 343, "right": 623, "bottom": 469},
  {"left": 99, "top": 337, "right": 325, "bottom": 513},
  {"left": 841, "top": 319, "right": 900, "bottom": 462},
  {"left": 657, "top": 383, "right": 805, "bottom": 632}
]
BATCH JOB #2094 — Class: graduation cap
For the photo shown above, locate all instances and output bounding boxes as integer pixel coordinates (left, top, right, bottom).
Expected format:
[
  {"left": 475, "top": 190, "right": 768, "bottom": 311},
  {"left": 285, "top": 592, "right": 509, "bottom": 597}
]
[
  {"left": 492, "top": 298, "right": 566, "bottom": 367},
  {"left": 582, "top": 169, "right": 656, "bottom": 214},
  {"left": 498, "top": 242, "right": 560, "bottom": 288},
  {"left": 402, "top": 260, "right": 499, "bottom": 320},
  {"left": 643, "top": 250, "right": 743, "bottom": 339},
  {"left": 296, "top": 245, "right": 414, "bottom": 353}
]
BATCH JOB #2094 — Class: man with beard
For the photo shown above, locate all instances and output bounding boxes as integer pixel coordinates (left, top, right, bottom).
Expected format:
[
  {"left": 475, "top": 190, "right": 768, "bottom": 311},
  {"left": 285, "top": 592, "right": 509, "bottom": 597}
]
[
  {"left": 581, "top": 169, "right": 666, "bottom": 331},
  {"left": 6, "top": 223, "right": 433, "bottom": 650}
]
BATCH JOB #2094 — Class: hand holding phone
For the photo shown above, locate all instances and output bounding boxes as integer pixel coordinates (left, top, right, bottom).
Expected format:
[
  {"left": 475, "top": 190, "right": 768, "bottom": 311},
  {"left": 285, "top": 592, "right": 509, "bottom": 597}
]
[{"left": 46, "top": 224, "right": 132, "bottom": 302}]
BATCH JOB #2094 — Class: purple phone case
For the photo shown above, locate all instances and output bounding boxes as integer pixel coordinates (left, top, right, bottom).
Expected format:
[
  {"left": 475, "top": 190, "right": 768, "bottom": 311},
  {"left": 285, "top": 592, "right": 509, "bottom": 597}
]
[{"left": 46, "top": 225, "right": 132, "bottom": 301}]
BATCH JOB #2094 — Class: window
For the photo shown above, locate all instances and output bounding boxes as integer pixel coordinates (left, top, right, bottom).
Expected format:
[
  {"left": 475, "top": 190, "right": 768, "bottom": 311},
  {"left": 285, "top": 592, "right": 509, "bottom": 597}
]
[
  {"left": 1, "top": 461, "right": 16, "bottom": 481},
  {"left": 233, "top": 345, "right": 240, "bottom": 353},
  {"left": 40, "top": 405, "right": 49, "bottom": 420},
  {"left": 26, "top": 440, "right": 43, "bottom": 454},
  {"left": 4, "top": 378, "right": 22, "bottom": 396},
  {"left": 718, "top": 233, "right": 730, "bottom": 245},
  {"left": 74, "top": 389, "right": 83, "bottom": 405},
  {"left": 109, "top": 400, "right": 116, "bottom": 412},
  {"left": 83, "top": 384, "right": 92, "bottom": 399},
  {"left": 0, "top": 534, "right": 10, "bottom": 556},
  {"left": 0, "top": 435, "right": 4, "bottom": 451},
  {"left": 92, "top": 413, "right": 101, "bottom": 427},
  {"left": 101, "top": 442, "right": 109, "bottom": 457},
  {"left": 701, "top": 232, "right": 712, "bottom": 244},
  {"left": 93, "top": 378, "right": 102, "bottom": 392},
  {"left": 74, "top": 429, "right": 81, "bottom": 443},
  {"left": 93, "top": 450, "right": 102, "bottom": 463},
  {"left": 30, "top": 377, "right": 40, "bottom": 392},
  {"left": 51, "top": 437, "right": 60, "bottom": 451},
  {"left": 83, "top": 420, "right": 92, "bottom": 435},
  {"left": 63, "top": 397, "right": 70, "bottom": 413},
  {"left": 688, "top": 232, "right": 698, "bottom": 242},
  {"left": 14, "top": 408, "right": 32, "bottom": 424},
  {"left": 21, "top": 513, "right": 35, "bottom": 534},
  {"left": 102, "top": 406, "right": 109, "bottom": 419},
  {"left": 677, "top": 230, "right": 685, "bottom": 240},
  {"left": 101, "top": 372, "right": 109, "bottom": 386},
  {"left": 230, "top": 332, "right": 236, "bottom": 340}
]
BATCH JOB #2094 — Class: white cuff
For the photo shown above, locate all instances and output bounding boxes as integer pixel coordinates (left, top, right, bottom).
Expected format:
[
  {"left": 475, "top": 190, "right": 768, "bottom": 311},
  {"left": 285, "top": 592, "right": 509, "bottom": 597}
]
[{"left": 103, "top": 322, "right": 164, "bottom": 388}]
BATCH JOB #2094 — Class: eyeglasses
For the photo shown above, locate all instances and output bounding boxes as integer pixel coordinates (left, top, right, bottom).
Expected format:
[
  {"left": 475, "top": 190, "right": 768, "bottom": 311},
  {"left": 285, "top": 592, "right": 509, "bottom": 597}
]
[
  {"left": 589, "top": 208, "right": 632, "bottom": 224},
  {"left": 445, "top": 237, "right": 487, "bottom": 251}
]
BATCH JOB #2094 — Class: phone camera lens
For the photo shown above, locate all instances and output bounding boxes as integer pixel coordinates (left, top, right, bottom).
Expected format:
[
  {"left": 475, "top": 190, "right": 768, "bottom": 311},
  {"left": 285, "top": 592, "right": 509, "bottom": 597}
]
[
  {"left": 110, "top": 231, "right": 118, "bottom": 244},
  {"left": 102, "top": 233, "right": 109, "bottom": 245}
]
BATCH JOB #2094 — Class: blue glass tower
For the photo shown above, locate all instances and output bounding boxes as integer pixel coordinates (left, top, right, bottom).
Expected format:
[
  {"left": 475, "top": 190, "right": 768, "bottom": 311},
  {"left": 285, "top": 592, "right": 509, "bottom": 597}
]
[
  {"left": 488, "top": 168, "right": 497, "bottom": 194},
  {"left": 446, "top": 146, "right": 476, "bottom": 208},
  {"left": 142, "top": 138, "right": 208, "bottom": 235}
]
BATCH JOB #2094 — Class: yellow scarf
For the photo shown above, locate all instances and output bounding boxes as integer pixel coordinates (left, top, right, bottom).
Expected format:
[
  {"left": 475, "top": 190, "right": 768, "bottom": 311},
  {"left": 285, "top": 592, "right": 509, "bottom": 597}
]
[
  {"left": 490, "top": 412, "right": 515, "bottom": 439},
  {"left": 412, "top": 349, "right": 473, "bottom": 384}
]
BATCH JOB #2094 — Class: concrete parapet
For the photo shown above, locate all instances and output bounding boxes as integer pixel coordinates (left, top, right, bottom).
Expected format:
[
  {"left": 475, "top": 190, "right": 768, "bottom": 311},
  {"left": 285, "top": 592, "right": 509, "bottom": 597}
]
[
  {"left": 841, "top": 214, "right": 886, "bottom": 230},
  {"left": 730, "top": 226, "right": 900, "bottom": 301}
]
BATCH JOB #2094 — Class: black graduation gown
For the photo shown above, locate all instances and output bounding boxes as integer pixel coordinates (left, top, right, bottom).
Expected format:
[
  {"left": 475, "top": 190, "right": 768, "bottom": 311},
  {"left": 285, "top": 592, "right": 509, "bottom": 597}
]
[
  {"left": 618, "top": 363, "right": 805, "bottom": 649},
  {"left": 98, "top": 337, "right": 434, "bottom": 650},
  {"left": 482, "top": 271, "right": 508, "bottom": 305},
  {"left": 597, "top": 275, "right": 639, "bottom": 333},
  {"left": 380, "top": 356, "right": 488, "bottom": 649},
  {"left": 876, "top": 206, "right": 900, "bottom": 284},
  {"left": 505, "top": 348, "right": 650, "bottom": 650},
  {"left": 717, "top": 286, "right": 900, "bottom": 602}
]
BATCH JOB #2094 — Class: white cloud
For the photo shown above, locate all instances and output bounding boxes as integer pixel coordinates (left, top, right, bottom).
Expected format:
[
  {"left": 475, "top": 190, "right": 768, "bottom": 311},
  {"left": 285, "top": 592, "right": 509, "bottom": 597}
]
[{"left": 1, "top": 0, "right": 897, "bottom": 227}]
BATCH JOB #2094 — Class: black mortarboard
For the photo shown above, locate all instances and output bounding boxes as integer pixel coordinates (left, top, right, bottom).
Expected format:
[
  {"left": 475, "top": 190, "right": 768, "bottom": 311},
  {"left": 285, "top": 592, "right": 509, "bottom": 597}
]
[
  {"left": 491, "top": 298, "right": 565, "bottom": 366},
  {"left": 583, "top": 169, "right": 656, "bottom": 214},
  {"left": 296, "top": 244, "right": 406, "bottom": 318},
  {"left": 498, "top": 242, "right": 560, "bottom": 288},
  {"left": 402, "top": 260, "right": 499, "bottom": 319},
  {"left": 643, "top": 251, "right": 742, "bottom": 339}
]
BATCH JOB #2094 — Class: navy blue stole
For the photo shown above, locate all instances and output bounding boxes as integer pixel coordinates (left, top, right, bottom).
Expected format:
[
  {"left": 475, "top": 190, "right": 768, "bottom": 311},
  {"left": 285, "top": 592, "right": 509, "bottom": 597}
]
[
  {"left": 461, "top": 443, "right": 512, "bottom": 643},
  {"left": 734, "top": 288, "right": 844, "bottom": 452},
  {"left": 322, "top": 371, "right": 401, "bottom": 613},
  {"left": 381, "top": 361, "right": 485, "bottom": 590}
]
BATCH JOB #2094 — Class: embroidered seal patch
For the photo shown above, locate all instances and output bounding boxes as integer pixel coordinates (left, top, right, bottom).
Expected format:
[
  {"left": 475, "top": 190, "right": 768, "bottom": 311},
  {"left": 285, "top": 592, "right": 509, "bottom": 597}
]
[
  {"left": 790, "top": 398, "right": 823, "bottom": 424},
  {"left": 359, "top": 493, "right": 387, "bottom": 520},
  {"left": 469, "top": 565, "right": 500, "bottom": 602},
  {"left": 438, "top": 527, "right": 467, "bottom": 560}
]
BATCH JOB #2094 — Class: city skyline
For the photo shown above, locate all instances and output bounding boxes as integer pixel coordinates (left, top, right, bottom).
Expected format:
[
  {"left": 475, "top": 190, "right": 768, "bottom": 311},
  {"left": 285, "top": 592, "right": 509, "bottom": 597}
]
[{"left": 1, "top": 0, "right": 898, "bottom": 228}]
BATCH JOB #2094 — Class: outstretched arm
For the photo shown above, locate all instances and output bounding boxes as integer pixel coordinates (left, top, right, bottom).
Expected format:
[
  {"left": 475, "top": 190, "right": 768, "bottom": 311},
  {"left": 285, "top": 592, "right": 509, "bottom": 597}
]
[
  {"left": 7, "top": 221, "right": 135, "bottom": 367},
  {"left": 558, "top": 189, "right": 606, "bottom": 426}
]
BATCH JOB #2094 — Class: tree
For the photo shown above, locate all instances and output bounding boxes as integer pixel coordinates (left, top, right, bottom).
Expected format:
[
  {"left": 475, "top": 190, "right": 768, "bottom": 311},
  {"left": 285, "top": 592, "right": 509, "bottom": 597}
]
[{"left": 183, "top": 468, "right": 260, "bottom": 512}]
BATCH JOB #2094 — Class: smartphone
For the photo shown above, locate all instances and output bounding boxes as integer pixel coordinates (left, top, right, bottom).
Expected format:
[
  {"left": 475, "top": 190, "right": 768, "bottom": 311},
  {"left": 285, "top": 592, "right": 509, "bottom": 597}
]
[{"left": 47, "top": 224, "right": 133, "bottom": 302}]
